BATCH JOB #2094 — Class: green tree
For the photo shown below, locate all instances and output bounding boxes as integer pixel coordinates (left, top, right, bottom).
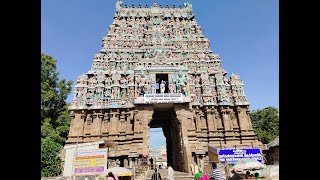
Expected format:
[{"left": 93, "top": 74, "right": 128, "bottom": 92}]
[
  {"left": 41, "top": 54, "right": 73, "bottom": 177},
  {"left": 250, "top": 107, "right": 279, "bottom": 144},
  {"left": 41, "top": 138, "right": 63, "bottom": 177},
  {"left": 41, "top": 54, "right": 72, "bottom": 126}
]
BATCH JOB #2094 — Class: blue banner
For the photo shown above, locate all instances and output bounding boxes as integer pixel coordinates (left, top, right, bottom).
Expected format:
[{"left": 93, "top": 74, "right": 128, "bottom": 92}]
[{"left": 218, "top": 148, "right": 263, "bottom": 164}]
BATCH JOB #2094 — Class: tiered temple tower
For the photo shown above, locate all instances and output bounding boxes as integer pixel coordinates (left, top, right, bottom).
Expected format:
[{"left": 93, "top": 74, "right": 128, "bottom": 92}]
[{"left": 66, "top": 1, "right": 265, "bottom": 173}]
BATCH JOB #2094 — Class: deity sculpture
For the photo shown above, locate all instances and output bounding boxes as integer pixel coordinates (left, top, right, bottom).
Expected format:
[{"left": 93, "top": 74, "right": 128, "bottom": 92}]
[
  {"left": 169, "top": 83, "right": 176, "bottom": 93},
  {"left": 160, "top": 80, "right": 166, "bottom": 93},
  {"left": 105, "top": 89, "right": 112, "bottom": 98}
]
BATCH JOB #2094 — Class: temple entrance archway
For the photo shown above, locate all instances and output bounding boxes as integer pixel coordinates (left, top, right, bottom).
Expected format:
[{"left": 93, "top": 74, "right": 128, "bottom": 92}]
[{"left": 148, "top": 106, "right": 185, "bottom": 171}]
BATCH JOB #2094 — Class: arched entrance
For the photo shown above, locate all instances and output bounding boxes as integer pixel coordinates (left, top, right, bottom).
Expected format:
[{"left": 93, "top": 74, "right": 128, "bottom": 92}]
[{"left": 148, "top": 106, "right": 186, "bottom": 172}]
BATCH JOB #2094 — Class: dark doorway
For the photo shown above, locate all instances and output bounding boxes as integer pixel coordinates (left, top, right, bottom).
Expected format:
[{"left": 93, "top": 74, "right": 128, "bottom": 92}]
[{"left": 156, "top": 74, "right": 169, "bottom": 93}]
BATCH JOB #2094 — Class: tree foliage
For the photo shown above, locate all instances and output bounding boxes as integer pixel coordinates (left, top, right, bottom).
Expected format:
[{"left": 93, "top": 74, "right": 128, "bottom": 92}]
[
  {"left": 41, "top": 53, "right": 72, "bottom": 126},
  {"left": 41, "top": 138, "right": 63, "bottom": 177},
  {"left": 250, "top": 107, "right": 279, "bottom": 144},
  {"left": 41, "top": 54, "right": 73, "bottom": 177}
]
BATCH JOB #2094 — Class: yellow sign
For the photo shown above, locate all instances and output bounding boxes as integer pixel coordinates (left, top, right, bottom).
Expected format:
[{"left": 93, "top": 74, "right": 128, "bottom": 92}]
[
  {"left": 73, "top": 148, "right": 108, "bottom": 175},
  {"left": 208, "top": 146, "right": 219, "bottom": 162}
]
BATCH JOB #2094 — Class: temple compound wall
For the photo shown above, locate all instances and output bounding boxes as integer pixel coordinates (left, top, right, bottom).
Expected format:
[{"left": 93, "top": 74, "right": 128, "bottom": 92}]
[{"left": 66, "top": 1, "right": 265, "bottom": 173}]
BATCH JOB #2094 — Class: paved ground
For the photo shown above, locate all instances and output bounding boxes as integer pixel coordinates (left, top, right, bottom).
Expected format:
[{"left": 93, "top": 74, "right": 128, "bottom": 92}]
[
  {"left": 41, "top": 164, "right": 279, "bottom": 180},
  {"left": 146, "top": 168, "right": 194, "bottom": 180}
]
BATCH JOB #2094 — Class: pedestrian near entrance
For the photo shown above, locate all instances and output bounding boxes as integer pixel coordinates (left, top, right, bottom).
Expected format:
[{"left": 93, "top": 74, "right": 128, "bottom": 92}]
[
  {"left": 107, "top": 172, "right": 119, "bottom": 180},
  {"left": 166, "top": 163, "right": 174, "bottom": 180},
  {"left": 150, "top": 157, "right": 154, "bottom": 169},
  {"left": 210, "top": 162, "right": 223, "bottom": 180},
  {"left": 151, "top": 168, "right": 162, "bottom": 180}
]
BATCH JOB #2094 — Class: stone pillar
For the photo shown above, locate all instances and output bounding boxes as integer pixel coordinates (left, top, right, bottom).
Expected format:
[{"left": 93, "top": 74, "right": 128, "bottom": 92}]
[
  {"left": 206, "top": 108, "right": 216, "bottom": 132},
  {"left": 91, "top": 111, "right": 103, "bottom": 136},
  {"left": 199, "top": 111, "right": 207, "bottom": 130},
  {"left": 101, "top": 112, "right": 110, "bottom": 135},
  {"left": 212, "top": 108, "right": 218, "bottom": 131},
  {"left": 68, "top": 111, "right": 76, "bottom": 137},
  {"left": 227, "top": 109, "right": 234, "bottom": 130},
  {"left": 175, "top": 108, "right": 194, "bottom": 173},
  {"left": 125, "top": 110, "right": 134, "bottom": 133},
  {"left": 194, "top": 109, "right": 200, "bottom": 132},
  {"left": 110, "top": 110, "right": 119, "bottom": 134},
  {"left": 236, "top": 106, "right": 251, "bottom": 131},
  {"left": 195, "top": 154, "right": 200, "bottom": 166},
  {"left": 91, "top": 113, "right": 98, "bottom": 135},
  {"left": 246, "top": 109, "right": 254, "bottom": 130},
  {"left": 129, "top": 158, "right": 133, "bottom": 168},
  {"left": 221, "top": 108, "right": 232, "bottom": 131},
  {"left": 142, "top": 109, "right": 153, "bottom": 156},
  {"left": 68, "top": 111, "right": 86, "bottom": 141},
  {"left": 133, "top": 112, "right": 143, "bottom": 133},
  {"left": 230, "top": 110, "right": 239, "bottom": 129},
  {"left": 134, "top": 158, "right": 138, "bottom": 166},
  {"left": 84, "top": 113, "right": 92, "bottom": 136},
  {"left": 134, "top": 107, "right": 153, "bottom": 156},
  {"left": 124, "top": 159, "right": 128, "bottom": 168},
  {"left": 199, "top": 154, "right": 205, "bottom": 172},
  {"left": 79, "top": 111, "right": 86, "bottom": 138},
  {"left": 215, "top": 110, "right": 223, "bottom": 129},
  {"left": 119, "top": 110, "right": 126, "bottom": 133}
]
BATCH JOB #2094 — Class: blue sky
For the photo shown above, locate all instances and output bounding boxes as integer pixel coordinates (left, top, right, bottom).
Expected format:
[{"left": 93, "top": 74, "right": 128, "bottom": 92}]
[{"left": 42, "top": 0, "right": 278, "bottom": 149}]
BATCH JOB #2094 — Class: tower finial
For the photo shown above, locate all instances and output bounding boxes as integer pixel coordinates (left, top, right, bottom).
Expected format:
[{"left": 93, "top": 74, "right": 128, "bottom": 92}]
[{"left": 116, "top": 0, "right": 123, "bottom": 12}]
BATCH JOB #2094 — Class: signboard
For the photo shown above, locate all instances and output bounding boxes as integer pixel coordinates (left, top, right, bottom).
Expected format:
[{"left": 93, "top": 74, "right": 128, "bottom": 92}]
[
  {"left": 208, "top": 146, "right": 219, "bottom": 162},
  {"left": 218, "top": 148, "right": 263, "bottom": 164},
  {"left": 73, "top": 148, "right": 108, "bottom": 176},
  {"left": 144, "top": 93, "right": 183, "bottom": 103}
]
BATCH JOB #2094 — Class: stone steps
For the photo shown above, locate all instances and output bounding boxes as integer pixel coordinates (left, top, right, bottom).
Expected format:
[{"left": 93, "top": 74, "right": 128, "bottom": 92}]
[{"left": 146, "top": 169, "right": 194, "bottom": 180}]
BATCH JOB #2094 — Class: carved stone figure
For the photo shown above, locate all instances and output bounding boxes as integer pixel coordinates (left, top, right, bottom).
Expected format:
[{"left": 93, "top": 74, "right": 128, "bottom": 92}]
[
  {"left": 105, "top": 89, "right": 111, "bottom": 98},
  {"left": 120, "top": 88, "right": 127, "bottom": 100},
  {"left": 112, "top": 71, "right": 121, "bottom": 85},
  {"left": 160, "top": 80, "right": 166, "bottom": 93},
  {"left": 169, "top": 83, "right": 176, "bottom": 93},
  {"left": 120, "top": 76, "right": 128, "bottom": 86},
  {"left": 105, "top": 76, "right": 112, "bottom": 86},
  {"left": 195, "top": 75, "right": 201, "bottom": 86},
  {"left": 112, "top": 87, "right": 119, "bottom": 99},
  {"left": 129, "top": 86, "right": 135, "bottom": 98},
  {"left": 137, "top": 79, "right": 143, "bottom": 95},
  {"left": 209, "top": 76, "right": 215, "bottom": 85},
  {"left": 88, "top": 76, "right": 97, "bottom": 87},
  {"left": 96, "top": 87, "right": 103, "bottom": 99},
  {"left": 87, "top": 90, "right": 95, "bottom": 99},
  {"left": 201, "top": 72, "right": 209, "bottom": 84},
  {"left": 74, "top": 89, "right": 81, "bottom": 99}
]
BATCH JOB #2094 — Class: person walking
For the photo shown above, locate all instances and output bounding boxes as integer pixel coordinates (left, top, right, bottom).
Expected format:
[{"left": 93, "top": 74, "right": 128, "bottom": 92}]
[
  {"left": 166, "top": 163, "right": 174, "bottom": 180},
  {"left": 151, "top": 168, "right": 162, "bottom": 180},
  {"left": 210, "top": 162, "right": 224, "bottom": 180},
  {"left": 150, "top": 157, "right": 154, "bottom": 169},
  {"left": 107, "top": 172, "right": 119, "bottom": 180}
]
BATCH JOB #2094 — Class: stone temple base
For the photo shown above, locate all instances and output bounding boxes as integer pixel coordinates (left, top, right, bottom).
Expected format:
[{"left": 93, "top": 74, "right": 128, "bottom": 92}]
[{"left": 66, "top": 104, "right": 265, "bottom": 173}]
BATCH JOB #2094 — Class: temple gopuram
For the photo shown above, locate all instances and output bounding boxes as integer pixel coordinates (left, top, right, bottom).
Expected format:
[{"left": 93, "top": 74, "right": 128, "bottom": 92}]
[{"left": 66, "top": 1, "right": 265, "bottom": 173}]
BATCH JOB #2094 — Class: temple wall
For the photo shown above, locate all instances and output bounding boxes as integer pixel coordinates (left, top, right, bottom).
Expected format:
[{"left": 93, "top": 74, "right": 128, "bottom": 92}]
[{"left": 66, "top": 105, "right": 265, "bottom": 173}]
